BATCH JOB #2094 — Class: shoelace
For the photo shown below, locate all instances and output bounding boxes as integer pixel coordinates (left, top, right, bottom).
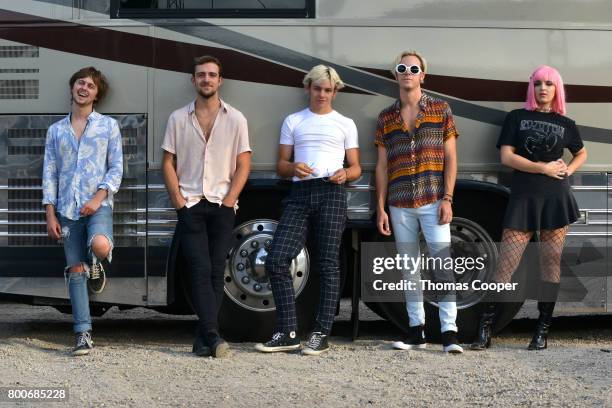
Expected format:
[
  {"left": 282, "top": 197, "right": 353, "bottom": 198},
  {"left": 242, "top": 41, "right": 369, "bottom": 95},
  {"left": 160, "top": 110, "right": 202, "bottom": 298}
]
[
  {"left": 90, "top": 263, "right": 101, "bottom": 280},
  {"left": 76, "top": 332, "right": 92, "bottom": 348},
  {"left": 307, "top": 332, "right": 324, "bottom": 349},
  {"left": 271, "top": 332, "right": 284, "bottom": 342}
]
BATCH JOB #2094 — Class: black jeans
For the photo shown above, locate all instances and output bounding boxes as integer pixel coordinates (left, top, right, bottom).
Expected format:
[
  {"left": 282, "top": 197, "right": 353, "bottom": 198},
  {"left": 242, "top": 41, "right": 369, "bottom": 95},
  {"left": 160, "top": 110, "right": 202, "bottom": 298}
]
[{"left": 177, "top": 199, "right": 235, "bottom": 336}]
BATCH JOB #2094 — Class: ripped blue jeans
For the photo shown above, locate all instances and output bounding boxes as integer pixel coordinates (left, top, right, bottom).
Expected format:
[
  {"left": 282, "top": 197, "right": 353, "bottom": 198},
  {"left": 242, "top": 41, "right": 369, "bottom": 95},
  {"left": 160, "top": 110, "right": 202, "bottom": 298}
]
[{"left": 58, "top": 205, "right": 114, "bottom": 333}]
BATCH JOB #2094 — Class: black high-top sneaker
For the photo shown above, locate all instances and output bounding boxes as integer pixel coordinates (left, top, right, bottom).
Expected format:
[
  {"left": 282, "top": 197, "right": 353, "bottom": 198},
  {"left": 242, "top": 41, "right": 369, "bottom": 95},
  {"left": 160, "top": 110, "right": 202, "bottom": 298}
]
[
  {"left": 254, "top": 331, "right": 300, "bottom": 353},
  {"left": 442, "top": 330, "right": 464, "bottom": 354},
  {"left": 302, "top": 331, "right": 330, "bottom": 356},
  {"left": 72, "top": 331, "right": 93, "bottom": 356},
  {"left": 392, "top": 325, "right": 427, "bottom": 350}
]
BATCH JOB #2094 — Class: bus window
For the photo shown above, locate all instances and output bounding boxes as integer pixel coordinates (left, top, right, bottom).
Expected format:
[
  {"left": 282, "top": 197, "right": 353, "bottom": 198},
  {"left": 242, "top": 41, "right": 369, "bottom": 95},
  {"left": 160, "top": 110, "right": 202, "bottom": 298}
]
[{"left": 110, "top": 0, "right": 314, "bottom": 18}]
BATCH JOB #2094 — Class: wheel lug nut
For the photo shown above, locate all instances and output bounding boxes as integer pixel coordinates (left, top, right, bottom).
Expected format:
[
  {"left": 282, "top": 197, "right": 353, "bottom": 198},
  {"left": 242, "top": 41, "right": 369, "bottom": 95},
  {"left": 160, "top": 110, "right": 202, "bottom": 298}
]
[
  {"left": 253, "top": 283, "right": 262, "bottom": 292},
  {"left": 240, "top": 250, "right": 248, "bottom": 257},
  {"left": 251, "top": 241, "right": 259, "bottom": 248},
  {"left": 241, "top": 276, "right": 250, "bottom": 284},
  {"left": 236, "top": 263, "right": 245, "bottom": 271}
]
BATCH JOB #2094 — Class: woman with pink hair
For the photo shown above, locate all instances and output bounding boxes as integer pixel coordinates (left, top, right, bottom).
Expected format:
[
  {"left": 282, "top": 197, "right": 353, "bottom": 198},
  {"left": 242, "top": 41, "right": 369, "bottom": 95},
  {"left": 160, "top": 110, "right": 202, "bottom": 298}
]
[{"left": 471, "top": 66, "right": 588, "bottom": 350}]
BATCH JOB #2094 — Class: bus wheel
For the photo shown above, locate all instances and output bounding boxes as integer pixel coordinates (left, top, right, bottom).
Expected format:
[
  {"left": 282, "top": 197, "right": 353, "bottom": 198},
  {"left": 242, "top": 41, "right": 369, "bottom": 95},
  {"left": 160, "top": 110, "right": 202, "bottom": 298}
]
[
  {"left": 372, "top": 217, "right": 523, "bottom": 342},
  {"left": 208, "top": 219, "right": 319, "bottom": 341}
]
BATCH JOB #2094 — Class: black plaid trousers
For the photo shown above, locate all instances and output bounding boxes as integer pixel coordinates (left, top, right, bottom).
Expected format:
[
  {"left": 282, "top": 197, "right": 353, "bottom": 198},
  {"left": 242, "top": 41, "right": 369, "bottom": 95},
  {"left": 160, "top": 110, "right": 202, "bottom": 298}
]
[{"left": 265, "top": 178, "right": 347, "bottom": 335}]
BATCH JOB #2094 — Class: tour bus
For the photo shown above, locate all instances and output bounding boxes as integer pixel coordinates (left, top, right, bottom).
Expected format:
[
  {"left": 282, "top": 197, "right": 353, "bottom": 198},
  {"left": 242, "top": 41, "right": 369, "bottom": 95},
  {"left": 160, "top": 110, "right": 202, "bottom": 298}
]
[{"left": 0, "top": 0, "right": 610, "bottom": 341}]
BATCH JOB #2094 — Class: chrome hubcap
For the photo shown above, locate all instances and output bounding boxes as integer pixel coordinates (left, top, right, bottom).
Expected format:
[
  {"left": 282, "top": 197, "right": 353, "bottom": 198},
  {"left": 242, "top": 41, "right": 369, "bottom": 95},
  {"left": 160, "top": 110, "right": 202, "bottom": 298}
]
[{"left": 224, "top": 219, "right": 309, "bottom": 312}]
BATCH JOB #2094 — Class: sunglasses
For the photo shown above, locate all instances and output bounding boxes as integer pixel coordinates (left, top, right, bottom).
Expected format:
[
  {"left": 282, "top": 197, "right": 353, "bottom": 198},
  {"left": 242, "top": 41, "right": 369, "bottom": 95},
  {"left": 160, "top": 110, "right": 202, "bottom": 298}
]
[{"left": 395, "top": 64, "right": 422, "bottom": 75}]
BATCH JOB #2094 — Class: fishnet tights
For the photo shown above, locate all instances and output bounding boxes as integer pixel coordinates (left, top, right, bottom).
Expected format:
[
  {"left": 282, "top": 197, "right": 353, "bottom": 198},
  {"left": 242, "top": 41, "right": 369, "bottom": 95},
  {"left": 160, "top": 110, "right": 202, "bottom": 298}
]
[
  {"left": 538, "top": 226, "right": 569, "bottom": 283},
  {"left": 492, "top": 226, "right": 569, "bottom": 284}
]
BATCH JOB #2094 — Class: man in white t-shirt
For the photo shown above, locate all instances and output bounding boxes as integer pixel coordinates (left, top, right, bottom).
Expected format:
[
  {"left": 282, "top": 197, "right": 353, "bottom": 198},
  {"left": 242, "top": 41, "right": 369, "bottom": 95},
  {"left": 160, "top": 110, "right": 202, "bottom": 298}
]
[{"left": 255, "top": 65, "right": 361, "bottom": 356}]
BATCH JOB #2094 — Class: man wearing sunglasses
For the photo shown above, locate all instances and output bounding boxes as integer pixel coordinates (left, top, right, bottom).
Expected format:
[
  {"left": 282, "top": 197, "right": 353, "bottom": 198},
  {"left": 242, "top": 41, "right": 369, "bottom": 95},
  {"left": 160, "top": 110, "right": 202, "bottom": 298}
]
[
  {"left": 375, "top": 51, "right": 463, "bottom": 353},
  {"left": 255, "top": 65, "right": 361, "bottom": 356}
]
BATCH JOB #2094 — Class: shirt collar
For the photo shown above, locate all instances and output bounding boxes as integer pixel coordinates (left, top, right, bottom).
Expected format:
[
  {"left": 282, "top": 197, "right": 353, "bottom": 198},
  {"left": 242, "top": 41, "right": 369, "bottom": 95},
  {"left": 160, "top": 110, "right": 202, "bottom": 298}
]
[
  {"left": 66, "top": 109, "right": 100, "bottom": 123},
  {"left": 188, "top": 98, "right": 228, "bottom": 114},
  {"left": 418, "top": 92, "right": 431, "bottom": 110},
  {"left": 393, "top": 92, "right": 431, "bottom": 112}
]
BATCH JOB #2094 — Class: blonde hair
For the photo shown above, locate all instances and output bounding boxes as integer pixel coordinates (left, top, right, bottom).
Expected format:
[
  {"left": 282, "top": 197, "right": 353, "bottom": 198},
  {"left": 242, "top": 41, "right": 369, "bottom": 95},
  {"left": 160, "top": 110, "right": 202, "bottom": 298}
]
[
  {"left": 303, "top": 65, "right": 345, "bottom": 90},
  {"left": 391, "top": 50, "right": 428, "bottom": 78}
]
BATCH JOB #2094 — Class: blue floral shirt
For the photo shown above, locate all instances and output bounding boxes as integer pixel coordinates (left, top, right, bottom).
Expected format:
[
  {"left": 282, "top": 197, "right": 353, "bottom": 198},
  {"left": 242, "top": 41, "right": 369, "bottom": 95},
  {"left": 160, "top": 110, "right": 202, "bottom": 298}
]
[{"left": 42, "top": 111, "right": 123, "bottom": 220}]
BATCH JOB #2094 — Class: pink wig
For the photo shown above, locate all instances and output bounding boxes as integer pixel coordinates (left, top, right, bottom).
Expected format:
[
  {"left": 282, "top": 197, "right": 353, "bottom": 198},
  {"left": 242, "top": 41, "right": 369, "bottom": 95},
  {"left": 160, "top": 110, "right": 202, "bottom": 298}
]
[{"left": 525, "top": 65, "right": 566, "bottom": 115}]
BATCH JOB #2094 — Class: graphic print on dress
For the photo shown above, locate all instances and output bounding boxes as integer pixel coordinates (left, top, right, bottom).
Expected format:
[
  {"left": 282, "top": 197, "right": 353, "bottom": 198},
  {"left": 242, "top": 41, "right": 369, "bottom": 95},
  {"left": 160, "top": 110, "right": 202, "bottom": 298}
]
[{"left": 520, "top": 120, "right": 565, "bottom": 158}]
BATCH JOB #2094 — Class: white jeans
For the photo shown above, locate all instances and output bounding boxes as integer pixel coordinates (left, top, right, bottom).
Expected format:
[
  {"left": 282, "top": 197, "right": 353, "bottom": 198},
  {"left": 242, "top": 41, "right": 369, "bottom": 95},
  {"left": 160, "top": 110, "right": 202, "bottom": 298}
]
[{"left": 389, "top": 201, "right": 458, "bottom": 333}]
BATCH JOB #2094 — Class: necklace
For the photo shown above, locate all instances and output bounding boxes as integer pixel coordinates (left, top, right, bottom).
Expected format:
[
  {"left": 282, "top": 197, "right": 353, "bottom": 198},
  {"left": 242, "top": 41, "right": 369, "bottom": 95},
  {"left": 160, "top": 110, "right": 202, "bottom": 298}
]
[{"left": 536, "top": 107, "right": 552, "bottom": 113}]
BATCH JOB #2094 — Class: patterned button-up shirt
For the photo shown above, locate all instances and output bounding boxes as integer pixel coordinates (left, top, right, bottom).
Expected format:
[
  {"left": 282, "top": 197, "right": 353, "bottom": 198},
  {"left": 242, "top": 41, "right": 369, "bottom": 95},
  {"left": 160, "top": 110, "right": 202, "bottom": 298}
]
[
  {"left": 375, "top": 93, "right": 459, "bottom": 208},
  {"left": 42, "top": 111, "right": 123, "bottom": 220}
]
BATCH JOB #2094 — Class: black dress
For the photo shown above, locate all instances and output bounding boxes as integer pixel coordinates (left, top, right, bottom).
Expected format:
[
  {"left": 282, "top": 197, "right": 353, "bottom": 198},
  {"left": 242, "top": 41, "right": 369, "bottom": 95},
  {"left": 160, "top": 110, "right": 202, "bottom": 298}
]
[{"left": 497, "top": 109, "right": 584, "bottom": 231}]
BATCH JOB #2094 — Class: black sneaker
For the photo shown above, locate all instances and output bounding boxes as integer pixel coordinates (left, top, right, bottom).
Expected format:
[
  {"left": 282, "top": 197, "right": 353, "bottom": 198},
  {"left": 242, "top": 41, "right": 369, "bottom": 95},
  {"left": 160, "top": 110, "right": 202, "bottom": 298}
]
[
  {"left": 88, "top": 261, "right": 107, "bottom": 294},
  {"left": 72, "top": 331, "right": 93, "bottom": 356},
  {"left": 442, "top": 330, "right": 464, "bottom": 354},
  {"left": 254, "top": 331, "right": 300, "bottom": 353},
  {"left": 302, "top": 331, "right": 329, "bottom": 356},
  {"left": 392, "top": 325, "right": 427, "bottom": 350}
]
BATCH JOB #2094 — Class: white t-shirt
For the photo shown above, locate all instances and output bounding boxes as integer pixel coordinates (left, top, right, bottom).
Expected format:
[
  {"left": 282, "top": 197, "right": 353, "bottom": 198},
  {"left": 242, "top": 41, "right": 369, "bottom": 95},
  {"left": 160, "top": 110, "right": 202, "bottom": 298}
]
[{"left": 280, "top": 108, "right": 359, "bottom": 181}]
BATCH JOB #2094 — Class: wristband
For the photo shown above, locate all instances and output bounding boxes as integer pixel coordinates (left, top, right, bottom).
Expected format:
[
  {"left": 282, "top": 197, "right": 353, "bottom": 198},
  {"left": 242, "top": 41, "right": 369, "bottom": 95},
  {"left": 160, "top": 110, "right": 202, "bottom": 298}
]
[{"left": 442, "top": 196, "right": 453, "bottom": 204}]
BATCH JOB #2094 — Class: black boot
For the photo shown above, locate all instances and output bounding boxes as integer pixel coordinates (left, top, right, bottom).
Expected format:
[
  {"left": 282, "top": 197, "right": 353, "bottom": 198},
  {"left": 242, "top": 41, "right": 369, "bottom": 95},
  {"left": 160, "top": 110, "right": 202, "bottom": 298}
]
[
  {"left": 528, "top": 282, "right": 559, "bottom": 350},
  {"left": 192, "top": 327, "right": 211, "bottom": 357},
  {"left": 528, "top": 301, "right": 555, "bottom": 350},
  {"left": 470, "top": 302, "right": 497, "bottom": 350}
]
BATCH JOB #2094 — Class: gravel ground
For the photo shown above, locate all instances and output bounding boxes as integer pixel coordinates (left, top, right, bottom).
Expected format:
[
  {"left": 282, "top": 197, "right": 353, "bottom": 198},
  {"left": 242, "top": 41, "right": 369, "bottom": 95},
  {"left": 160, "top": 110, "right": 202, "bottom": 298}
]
[{"left": 0, "top": 302, "right": 610, "bottom": 408}]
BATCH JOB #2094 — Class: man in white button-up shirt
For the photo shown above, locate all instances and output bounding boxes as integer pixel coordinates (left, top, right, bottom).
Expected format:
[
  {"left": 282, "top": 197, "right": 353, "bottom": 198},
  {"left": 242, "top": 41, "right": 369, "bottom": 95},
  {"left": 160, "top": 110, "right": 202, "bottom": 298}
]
[{"left": 162, "top": 55, "right": 251, "bottom": 358}]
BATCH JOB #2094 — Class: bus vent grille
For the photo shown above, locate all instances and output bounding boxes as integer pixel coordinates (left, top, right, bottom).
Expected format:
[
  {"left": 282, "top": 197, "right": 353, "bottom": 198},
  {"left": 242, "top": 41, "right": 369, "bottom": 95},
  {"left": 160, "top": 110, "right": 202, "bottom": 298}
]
[
  {"left": 6, "top": 178, "right": 140, "bottom": 247},
  {"left": 8, "top": 146, "right": 45, "bottom": 155},
  {"left": 0, "top": 46, "right": 39, "bottom": 58},
  {"left": 8, "top": 128, "right": 47, "bottom": 139},
  {"left": 0, "top": 68, "right": 39, "bottom": 73},
  {"left": 6, "top": 178, "right": 48, "bottom": 245},
  {"left": 0, "top": 79, "right": 39, "bottom": 99}
]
